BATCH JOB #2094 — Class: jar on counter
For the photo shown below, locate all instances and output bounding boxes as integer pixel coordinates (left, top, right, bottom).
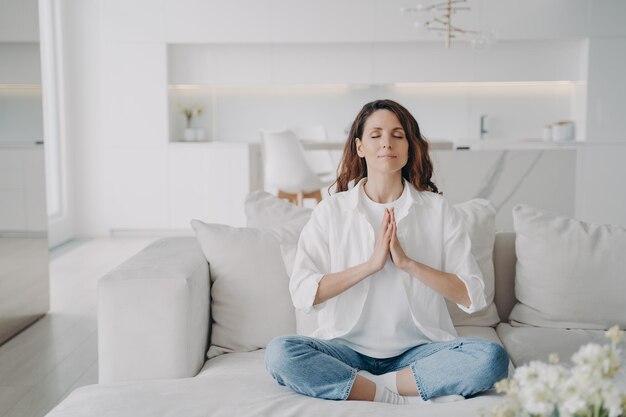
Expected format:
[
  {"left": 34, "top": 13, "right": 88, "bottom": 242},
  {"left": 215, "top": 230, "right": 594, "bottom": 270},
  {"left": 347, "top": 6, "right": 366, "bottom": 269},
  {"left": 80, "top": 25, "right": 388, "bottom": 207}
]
[{"left": 552, "top": 121, "right": 575, "bottom": 141}]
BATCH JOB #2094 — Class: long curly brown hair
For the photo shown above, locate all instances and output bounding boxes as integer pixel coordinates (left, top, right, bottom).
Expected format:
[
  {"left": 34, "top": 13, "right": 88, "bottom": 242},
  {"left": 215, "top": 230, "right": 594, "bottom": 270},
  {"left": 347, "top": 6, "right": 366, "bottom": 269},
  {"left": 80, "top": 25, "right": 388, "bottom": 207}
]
[{"left": 331, "top": 99, "right": 441, "bottom": 195}]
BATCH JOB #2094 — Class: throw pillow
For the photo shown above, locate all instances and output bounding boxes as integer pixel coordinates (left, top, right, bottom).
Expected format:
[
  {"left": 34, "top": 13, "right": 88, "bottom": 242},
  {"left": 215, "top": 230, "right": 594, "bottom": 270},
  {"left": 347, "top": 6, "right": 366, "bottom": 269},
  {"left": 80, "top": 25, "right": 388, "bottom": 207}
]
[
  {"left": 244, "top": 191, "right": 315, "bottom": 335},
  {"left": 445, "top": 199, "right": 501, "bottom": 327},
  {"left": 245, "top": 190, "right": 312, "bottom": 229},
  {"left": 509, "top": 204, "right": 626, "bottom": 329},
  {"left": 190, "top": 220, "right": 297, "bottom": 359}
]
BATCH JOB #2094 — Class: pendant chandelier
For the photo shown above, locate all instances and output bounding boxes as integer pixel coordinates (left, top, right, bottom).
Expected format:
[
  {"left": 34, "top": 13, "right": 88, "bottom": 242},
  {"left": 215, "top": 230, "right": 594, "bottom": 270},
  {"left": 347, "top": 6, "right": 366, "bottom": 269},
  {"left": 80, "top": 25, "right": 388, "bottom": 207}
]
[{"left": 401, "top": 0, "right": 496, "bottom": 49}]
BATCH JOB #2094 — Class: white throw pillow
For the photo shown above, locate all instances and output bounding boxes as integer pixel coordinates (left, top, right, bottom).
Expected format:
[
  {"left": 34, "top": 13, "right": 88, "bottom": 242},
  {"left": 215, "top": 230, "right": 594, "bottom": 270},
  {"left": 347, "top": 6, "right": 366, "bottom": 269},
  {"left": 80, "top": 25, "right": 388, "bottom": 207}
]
[
  {"left": 245, "top": 192, "right": 315, "bottom": 335},
  {"left": 245, "top": 191, "right": 500, "bottom": 333},
  {"left": 445, "top": 199, "right": 500, "bottom": 327},
  {"left": 509, "top": 204, "right": 626, "bottom": 329},
  {"left": 245, "top": 190, "right": 311, "bottom": 229},
  {"left": 190, "top": 220, "right": 297, "bottom": 359}
]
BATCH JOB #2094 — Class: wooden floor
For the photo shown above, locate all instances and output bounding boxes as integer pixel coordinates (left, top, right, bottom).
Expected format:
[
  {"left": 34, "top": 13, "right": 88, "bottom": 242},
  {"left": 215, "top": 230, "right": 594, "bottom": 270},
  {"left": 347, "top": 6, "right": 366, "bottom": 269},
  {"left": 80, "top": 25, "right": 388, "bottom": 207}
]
[{"left": 0, "top": 238, "right": 157, "bottom": 417}]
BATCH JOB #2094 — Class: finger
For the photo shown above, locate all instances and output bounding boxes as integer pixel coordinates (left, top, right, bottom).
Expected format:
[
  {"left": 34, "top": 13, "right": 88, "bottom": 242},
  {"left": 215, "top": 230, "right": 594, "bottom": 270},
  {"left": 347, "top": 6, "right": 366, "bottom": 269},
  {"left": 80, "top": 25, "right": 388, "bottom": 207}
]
[
  {"left": 380, "top": 208, "right": 389, "bottom": 228},
  {"left": 384, "top": 219, "right": 393, "bottom": 241}
]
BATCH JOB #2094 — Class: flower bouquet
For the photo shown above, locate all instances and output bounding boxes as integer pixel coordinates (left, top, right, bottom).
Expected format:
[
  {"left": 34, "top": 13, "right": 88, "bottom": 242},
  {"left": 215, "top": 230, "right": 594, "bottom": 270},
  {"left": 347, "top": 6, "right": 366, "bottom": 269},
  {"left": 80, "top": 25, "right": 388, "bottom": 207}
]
[{"left": 482, "top": 326, "right": 626, "bottom": 417}]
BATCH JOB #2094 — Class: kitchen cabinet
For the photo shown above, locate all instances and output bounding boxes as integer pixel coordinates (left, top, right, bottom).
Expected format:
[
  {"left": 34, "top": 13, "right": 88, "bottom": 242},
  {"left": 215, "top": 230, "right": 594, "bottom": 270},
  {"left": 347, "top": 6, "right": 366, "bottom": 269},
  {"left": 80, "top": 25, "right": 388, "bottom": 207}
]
[
  {"left": 106, "top": 142, "right": 262, "bottom": 233},
  {"left": 167, "top": 142, "right": 263, "bottom": 229}
]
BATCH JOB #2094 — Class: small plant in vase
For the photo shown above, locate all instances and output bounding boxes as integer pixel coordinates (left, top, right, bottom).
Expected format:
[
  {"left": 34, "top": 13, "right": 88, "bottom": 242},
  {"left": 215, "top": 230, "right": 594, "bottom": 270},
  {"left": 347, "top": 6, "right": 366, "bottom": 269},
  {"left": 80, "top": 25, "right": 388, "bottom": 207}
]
[
  {"left": 181, "top": 105, "right": 204, "bottom": 141},
  {"left": 193, "top": 106, "right": 205, "bottom": 140}
]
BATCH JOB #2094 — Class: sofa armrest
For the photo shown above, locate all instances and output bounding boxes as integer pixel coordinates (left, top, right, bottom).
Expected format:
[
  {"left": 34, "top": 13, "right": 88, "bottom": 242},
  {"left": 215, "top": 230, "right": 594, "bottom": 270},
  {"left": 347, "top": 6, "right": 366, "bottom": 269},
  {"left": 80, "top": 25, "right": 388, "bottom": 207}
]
[{"left": 98, "top": 237, "right": 209, "bottom": 383}]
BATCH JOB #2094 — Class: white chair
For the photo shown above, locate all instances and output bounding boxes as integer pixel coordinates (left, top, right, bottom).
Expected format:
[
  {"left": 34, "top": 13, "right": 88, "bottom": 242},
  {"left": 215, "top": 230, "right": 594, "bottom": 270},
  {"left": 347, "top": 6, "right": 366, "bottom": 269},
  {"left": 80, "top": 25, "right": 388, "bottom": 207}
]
[
  {"left": 260, "top": 129, "right": 334, "bottom": 206},
  {"left": 290, "top": 126, "right": 336, "bottom": 178}
]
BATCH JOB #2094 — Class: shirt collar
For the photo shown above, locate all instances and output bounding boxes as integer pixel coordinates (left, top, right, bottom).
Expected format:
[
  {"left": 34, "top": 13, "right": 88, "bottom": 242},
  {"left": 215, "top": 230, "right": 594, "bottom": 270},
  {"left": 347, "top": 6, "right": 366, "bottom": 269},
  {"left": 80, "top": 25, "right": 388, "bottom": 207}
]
[{"left": 343, "top": 176, "right": 425, "bottom": 213}]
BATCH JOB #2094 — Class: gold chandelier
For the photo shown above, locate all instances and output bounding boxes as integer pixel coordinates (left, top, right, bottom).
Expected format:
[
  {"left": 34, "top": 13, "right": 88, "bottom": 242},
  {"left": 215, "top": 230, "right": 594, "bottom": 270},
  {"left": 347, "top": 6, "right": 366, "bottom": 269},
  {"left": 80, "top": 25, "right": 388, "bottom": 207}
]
[{"left": 401, "top": 0, "right": 495, "bottom": 49}]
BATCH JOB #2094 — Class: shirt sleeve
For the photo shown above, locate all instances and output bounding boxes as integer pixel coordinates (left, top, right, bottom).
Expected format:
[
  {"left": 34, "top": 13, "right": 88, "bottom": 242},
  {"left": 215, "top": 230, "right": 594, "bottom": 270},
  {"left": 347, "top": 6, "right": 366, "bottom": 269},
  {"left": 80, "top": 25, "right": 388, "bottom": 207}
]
[
  {"left": 441, "top": 198, "right": 487, "bottom": 314},
  {"left": 289, "top": 201, "right": 331, "bottom": 314}
]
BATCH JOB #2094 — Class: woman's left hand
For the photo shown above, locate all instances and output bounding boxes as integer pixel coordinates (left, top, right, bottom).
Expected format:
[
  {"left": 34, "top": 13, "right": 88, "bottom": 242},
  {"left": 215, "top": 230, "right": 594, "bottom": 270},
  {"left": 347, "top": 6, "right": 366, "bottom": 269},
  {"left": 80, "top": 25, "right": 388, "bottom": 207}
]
[{"left": 389, "top": 208, "right": 411, "bottom": 270}]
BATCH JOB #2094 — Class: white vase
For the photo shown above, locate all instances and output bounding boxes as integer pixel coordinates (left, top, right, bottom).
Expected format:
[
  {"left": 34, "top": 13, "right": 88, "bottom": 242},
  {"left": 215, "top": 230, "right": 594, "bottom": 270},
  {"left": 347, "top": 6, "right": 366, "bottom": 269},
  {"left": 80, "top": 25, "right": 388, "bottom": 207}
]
[
  {"left": 183, "top": 128, "right": 195, "bottom": 141},
  {"left": 552, "top": 121, "right": 575, "bottom": 141}
]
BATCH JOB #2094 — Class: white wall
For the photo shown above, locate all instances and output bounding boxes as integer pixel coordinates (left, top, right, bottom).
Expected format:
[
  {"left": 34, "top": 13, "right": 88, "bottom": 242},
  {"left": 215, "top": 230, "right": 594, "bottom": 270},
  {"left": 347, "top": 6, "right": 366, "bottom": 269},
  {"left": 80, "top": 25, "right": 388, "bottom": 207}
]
[
  {"left": 576, "top": 143, "right": 626, "bottom": 227},
  {"left": 53, "top": 0, "right": 626, "bottom": 236},
  {"left": 585, "top": 38, "right": 626, "bottom": 142},
  {"left": 60, "top": 0, "right": 106, "bottom": 236},
  {"left": 573, "top": 1, "right": 626, "bottom": 227},
  {"left": 0, "top": 0, "right": 39, "bottom": 42},
  {"left": 0, "top": 42, "right": 41, "bottom": 83}
]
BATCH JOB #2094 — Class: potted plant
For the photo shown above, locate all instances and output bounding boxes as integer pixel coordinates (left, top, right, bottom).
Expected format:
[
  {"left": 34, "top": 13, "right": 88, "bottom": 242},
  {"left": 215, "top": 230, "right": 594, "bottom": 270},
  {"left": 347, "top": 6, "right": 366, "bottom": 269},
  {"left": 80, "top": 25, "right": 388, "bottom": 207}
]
[{"left": 181, "top": 105, "right": 204, "bottom": 141}]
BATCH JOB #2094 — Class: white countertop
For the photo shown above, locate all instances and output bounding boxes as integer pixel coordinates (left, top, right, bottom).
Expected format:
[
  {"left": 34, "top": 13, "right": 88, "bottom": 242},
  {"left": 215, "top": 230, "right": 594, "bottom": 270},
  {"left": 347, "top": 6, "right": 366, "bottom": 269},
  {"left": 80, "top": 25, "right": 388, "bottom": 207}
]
[
  {"left": 450, "top": 138, "right": 580, "bottom": 151},
  {"left": 0, "top": 141, "right": 44, "bottom": 149}
]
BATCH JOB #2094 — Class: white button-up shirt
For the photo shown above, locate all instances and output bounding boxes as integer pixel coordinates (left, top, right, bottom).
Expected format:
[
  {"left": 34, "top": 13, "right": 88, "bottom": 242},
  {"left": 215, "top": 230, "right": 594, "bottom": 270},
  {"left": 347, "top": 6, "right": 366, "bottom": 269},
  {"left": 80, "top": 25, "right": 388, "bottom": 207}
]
[{"left": 289, "top": 177, "right": 487, "bottom": 342}]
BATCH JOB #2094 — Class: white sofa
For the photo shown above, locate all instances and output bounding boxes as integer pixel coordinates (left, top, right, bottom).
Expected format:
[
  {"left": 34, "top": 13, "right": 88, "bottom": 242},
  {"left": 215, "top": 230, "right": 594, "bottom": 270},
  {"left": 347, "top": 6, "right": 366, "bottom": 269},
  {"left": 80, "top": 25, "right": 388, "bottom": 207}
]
[{"left": 45, "top": 195, "right": 626, "bottom": 417}]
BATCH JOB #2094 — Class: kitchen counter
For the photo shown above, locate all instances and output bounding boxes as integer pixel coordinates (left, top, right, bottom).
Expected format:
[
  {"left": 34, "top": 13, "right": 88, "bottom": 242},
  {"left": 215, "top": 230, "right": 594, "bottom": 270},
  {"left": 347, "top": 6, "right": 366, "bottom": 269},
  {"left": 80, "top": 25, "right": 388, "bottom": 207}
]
[
  {"left": 300, "top": 137, "right": 580, "bottom": 151},
  {"left": 450, "top": 138, "right": 580, "bottom": 151},
  {"left": 0, "top": 141, "right": 44, "bottom": 149}
]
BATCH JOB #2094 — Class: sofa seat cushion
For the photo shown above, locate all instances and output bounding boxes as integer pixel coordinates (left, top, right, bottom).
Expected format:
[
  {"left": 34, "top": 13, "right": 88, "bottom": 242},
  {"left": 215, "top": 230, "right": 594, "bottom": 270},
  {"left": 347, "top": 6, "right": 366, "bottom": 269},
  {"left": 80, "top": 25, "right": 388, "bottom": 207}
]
[
  {"left": 496, "top": 323, "right": 626, "bottom": 390},
  {"left": 47, "top": 328, "right": 510, "bottom": 417}
]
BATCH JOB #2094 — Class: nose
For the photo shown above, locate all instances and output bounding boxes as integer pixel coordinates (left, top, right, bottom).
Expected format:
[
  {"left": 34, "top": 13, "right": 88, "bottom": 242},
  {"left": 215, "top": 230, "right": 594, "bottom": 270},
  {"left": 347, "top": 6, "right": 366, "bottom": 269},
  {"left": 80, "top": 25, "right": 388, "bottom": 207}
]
[{"left": 382, "top": 133, "right": 393, "bottom": 149}]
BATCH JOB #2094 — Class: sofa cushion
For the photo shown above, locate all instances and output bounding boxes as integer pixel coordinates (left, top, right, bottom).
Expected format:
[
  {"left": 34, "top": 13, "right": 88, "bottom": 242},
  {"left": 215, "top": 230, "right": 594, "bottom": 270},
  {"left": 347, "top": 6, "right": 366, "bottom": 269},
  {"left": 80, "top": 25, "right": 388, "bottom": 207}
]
[
  {"left": 245, "top": 191, "right": 500, "bottom": 331},
  {"left": 445, "top": 199, "right": 500, "bottom": 327},
  {"left": 245, "top": 190, "right": 311, "bottom": 229},
  {"left": 496, "top": 323, "right": 626, "bottom": 391},
  {"left": 456, "top": 326, "right": 515, "bottom": 377},
  {"left": 509, "top": 204, "right": 626, "bottom": 329},
  {"left": 191, "top": 220, "right": 296, "bottom": 359},
  {"left": 46, "top": 327, "right": 509, "bottom": 417}
]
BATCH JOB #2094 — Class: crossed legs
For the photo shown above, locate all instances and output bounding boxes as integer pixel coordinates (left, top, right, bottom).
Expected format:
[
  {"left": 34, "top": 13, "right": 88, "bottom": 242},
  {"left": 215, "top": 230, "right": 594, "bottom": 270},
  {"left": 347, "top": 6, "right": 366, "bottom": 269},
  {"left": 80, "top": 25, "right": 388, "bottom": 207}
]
[{"left": 265, "top": 335, "right": 509, "bottom": 402}]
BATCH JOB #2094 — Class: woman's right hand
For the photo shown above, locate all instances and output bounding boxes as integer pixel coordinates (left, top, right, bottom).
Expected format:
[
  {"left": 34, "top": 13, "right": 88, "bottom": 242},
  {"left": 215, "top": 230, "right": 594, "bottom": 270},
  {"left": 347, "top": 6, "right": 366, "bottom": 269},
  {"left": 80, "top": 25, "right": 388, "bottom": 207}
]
[{"left": 367, "top": 208, "right": 393, "bottom": 273}]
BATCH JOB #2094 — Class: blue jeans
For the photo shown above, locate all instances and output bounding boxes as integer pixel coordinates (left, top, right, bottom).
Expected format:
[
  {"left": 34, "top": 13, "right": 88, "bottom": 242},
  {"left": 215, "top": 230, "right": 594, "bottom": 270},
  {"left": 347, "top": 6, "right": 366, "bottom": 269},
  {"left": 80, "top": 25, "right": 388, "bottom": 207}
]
[{"left": 264, "top": 335, "right": 509, "bottom": 401}]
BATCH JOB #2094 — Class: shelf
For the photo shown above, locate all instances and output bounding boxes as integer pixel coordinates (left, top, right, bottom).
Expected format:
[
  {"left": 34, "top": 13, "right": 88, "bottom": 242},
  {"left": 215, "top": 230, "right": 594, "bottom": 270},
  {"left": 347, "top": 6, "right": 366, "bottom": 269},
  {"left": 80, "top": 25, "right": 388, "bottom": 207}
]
[{"left": 0, "top": 84, "right": 42, "bottom": 90}]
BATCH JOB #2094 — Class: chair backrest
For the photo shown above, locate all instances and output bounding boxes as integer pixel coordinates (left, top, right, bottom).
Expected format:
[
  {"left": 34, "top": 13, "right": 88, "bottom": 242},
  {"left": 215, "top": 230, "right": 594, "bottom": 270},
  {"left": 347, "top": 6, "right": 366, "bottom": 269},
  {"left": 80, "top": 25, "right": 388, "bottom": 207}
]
[
  {"left": 290, "top": 126, "right": 336, "bottom": 176},
  {"left": 260, "top": 129, "right": 323, "bottom": 194},
  {"left": 493, "top": 232, "right": 517, "bottom": 322}
]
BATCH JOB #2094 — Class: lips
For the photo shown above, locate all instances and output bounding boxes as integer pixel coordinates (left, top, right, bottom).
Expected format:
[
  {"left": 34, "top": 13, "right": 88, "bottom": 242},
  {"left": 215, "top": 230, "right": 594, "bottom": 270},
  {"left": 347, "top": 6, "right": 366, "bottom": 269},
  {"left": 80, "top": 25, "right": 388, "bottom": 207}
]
[{"left": 378, "top": 155, "right": 397, "bottom": 158}]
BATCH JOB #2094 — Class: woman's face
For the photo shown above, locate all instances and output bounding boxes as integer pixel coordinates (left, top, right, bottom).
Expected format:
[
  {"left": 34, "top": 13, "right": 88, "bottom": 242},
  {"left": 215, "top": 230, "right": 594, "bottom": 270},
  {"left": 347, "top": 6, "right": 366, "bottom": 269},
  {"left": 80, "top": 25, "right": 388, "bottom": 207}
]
[{"left": 355, "top": 109, "right": 409, "bottom": 176}]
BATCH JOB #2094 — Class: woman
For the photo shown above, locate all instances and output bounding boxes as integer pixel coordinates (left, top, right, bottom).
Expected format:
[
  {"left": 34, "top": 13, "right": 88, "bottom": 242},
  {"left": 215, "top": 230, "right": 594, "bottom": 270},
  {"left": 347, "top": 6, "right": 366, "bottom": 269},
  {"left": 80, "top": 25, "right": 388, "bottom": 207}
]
[{"left": 264, "top": 99, "right": 509, "bottom": 405}]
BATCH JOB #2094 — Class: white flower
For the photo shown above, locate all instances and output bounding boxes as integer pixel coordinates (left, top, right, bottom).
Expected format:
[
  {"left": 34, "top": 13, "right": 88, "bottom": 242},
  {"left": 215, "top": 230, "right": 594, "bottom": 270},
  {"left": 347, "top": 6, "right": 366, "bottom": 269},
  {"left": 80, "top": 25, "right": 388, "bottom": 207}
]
[
  {"left": 484, "top": 324, "right": 625, "bottom": 417},
  {"left": 572, "top": 342, "right": 622, "bottom": 379},
  {"left": 511, "top": 361, "right": 566, "bottom": 416},
  {"left": 549, "top": 352, "right": 559, "bottom": 364},
  {"left": 606, "top": 325, "right": 624, "bottom": 345}
]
